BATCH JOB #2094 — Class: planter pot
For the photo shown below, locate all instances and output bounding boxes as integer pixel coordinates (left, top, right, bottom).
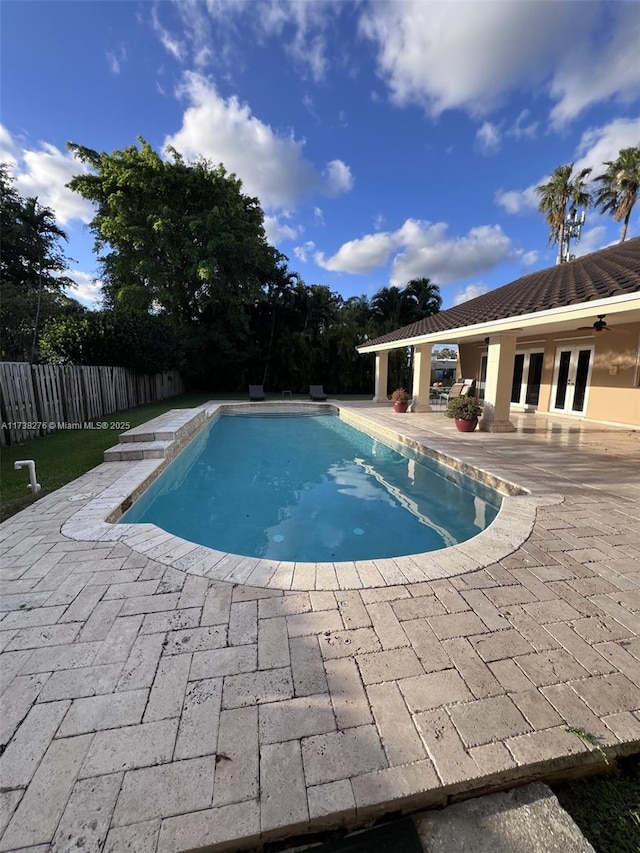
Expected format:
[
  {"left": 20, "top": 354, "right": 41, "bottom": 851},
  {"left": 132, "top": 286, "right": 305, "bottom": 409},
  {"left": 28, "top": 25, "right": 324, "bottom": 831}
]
[
  {"left": 454, "top": 417, "right": 478, "bottom": 432},
  {"left": 393, "top": 401, "right": 409, "bottom": 413}
]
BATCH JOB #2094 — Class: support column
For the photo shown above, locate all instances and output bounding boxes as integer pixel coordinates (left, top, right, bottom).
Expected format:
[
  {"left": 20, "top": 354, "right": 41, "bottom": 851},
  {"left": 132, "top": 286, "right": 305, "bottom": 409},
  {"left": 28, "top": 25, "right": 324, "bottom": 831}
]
[
  {"left": 411, "top": 344, "right": 432, "bottom": 412},
  {"left": 480, "top": 333, "right": 517, "bottom": 432},
  {"left": 373, "top": 351, "right": 389, "bottom": 402}
]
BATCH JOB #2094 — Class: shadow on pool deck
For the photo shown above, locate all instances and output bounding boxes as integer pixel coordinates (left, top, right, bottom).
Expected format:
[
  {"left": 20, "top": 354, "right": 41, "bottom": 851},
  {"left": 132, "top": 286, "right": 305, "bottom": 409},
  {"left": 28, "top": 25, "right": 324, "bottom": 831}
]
[{"left": 0, "top": 402, "right": 639, "bottom": 853}]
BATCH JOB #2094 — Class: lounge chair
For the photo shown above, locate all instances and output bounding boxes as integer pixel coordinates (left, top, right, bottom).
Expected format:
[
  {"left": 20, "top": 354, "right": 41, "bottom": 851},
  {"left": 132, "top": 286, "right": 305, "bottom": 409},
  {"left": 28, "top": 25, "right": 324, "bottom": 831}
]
[
  {"left": 249, "top": 385, "right": 266, "bottom": 401},
  {"left": 309, "top": 384, "right": 327, "bottom": 401},
  {"left": 446, "top": 378, "right": 476, "bottom": 400}
]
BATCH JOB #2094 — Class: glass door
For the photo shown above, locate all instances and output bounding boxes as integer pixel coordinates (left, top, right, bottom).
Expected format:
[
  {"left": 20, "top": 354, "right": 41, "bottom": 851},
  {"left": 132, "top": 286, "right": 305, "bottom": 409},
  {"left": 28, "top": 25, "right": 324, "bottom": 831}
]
[
  {"left": 551, "top": 346, "right": 593, "bottom": 414},
  {"left": 478, "top": 354, "right": 487, "bottom": 400},
  {"left": 511, "top": 350, "right": 544, "bottom": 408}
]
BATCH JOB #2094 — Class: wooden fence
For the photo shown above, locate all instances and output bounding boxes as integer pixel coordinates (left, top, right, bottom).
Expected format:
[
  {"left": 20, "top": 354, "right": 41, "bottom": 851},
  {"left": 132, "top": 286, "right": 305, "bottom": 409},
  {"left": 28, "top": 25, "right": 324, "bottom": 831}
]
[{"left": 0, "top": 363, "right": 185, "bottom": 445}]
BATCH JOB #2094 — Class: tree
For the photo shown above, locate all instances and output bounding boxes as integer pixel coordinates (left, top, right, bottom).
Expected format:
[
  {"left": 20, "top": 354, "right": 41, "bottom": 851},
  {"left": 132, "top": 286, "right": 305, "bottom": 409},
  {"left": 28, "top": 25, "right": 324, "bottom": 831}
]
[
  {"left": 593, "top": 146, "right": 640, "bottom": 243},
  {"left": 67, "top": 140, "right": 279, "bottom": 322},
  {"left": 370, "top": 286, "right": 412, "bottom": 333},
  {"left": 67, "top": 139, "right": 283, "bottom": 386},
  {"left": 535, "top": 163, "right": 592, "bottom": 262},
  {"left": 0, "top": 165, "right": 75, "bottom": 361},
  {"left": 39, "top": 309, "right": 183, "bottom": 373},
  {"left": 404, "top": 277, "right": 442, "bottom": 320},
  {"left": 433, "top": 346, "right": 457, "bottom": 359}
]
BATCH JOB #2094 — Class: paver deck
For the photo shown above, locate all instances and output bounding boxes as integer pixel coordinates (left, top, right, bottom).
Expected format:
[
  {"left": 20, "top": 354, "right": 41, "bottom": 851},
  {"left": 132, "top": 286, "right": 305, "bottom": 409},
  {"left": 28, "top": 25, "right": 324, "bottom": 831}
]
[{"left": 1, "top": 402, "right": 639, "bottom": 852}]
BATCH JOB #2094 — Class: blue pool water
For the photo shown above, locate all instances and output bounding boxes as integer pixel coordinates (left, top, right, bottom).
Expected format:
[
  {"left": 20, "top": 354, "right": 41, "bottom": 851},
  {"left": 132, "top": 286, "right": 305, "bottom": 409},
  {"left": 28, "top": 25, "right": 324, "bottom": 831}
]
[{"left": 120, "top": 412, "right": 502, "bottom": 562}]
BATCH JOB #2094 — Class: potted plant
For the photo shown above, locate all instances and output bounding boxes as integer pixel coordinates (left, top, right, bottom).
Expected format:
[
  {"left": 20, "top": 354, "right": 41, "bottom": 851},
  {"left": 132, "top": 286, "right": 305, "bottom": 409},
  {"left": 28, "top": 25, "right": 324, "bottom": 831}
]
[
  {"left": 445, "top": 395, "right": 482, "bottom": 432},
  {"left": 391, "top": 387, "right": 410, "bottom": 413}
]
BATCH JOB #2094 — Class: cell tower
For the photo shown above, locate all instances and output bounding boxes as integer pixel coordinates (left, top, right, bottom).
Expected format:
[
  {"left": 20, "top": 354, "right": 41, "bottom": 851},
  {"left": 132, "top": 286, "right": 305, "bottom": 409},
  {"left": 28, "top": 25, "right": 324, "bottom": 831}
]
[{"left": 557, "top": 205, "right": 586, "bottom": 264}]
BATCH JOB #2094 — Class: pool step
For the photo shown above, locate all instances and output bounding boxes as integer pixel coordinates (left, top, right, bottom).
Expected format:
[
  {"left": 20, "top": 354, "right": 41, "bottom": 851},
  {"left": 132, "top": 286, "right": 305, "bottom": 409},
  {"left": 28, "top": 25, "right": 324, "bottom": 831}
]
[
  {"left": 103, "top": 407, "right": 208, "bottom": 462},
  {"left": 104, "top": 440, "right": 171, "bottom": 461},
  {"left": 119, "top": 408, "right": 205, "bottom": 442}
]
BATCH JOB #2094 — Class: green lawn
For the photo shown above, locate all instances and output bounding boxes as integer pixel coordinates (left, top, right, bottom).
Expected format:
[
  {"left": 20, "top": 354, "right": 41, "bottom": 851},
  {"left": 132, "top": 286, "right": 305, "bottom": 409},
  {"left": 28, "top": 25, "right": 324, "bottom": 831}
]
[
  {"left": 553, "top": 755, "right": 640, "bottom": 853},
  {"left": 1, "top": 392, "right": 216, "bottom": 522},
  {"left": 1, "top": 391, "right": 371, "bottom": 522}
]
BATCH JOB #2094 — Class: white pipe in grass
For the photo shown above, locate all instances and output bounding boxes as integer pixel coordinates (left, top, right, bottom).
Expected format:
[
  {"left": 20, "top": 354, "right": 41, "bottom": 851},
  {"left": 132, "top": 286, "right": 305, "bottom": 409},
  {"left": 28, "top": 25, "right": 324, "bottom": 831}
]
[{"left": 14, "top": 460, "right": 41, "bottom": 494}]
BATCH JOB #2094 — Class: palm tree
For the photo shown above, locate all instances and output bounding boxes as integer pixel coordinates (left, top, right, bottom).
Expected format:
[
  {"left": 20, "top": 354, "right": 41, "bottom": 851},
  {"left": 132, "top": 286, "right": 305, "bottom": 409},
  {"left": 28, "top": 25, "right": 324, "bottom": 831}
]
[
  {"left": 593, "top": 146, "right": 640, "bottom": 243},
  {"left": 535, "top": 164, "right": 592, "bottom": 263},
  {"left": 17, "top": 197, "right": 70, "bottom": 361},
  {"left": 370, "top": 286, "right": 414, "bottom": 333},
  {"left": 404, "top": 277, "right": 442, "bottom": 320}
]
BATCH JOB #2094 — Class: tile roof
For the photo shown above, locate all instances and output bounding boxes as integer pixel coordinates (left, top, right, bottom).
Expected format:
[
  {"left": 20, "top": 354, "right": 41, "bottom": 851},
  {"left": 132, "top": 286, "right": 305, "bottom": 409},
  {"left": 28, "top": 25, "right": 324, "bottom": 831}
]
[{"left": 364, "top": 237, "right": 640, "bottom": 347}]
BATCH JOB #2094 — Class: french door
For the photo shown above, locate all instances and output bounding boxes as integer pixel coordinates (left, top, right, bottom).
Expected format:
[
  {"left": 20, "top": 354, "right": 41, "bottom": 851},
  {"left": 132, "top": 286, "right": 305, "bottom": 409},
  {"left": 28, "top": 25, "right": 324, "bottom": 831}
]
[
  {"left": 511, "top": 350, "right": 544, "bottom": 408},
  {"left": 551, "top": 346, "right": 593, "bottom": 414}
]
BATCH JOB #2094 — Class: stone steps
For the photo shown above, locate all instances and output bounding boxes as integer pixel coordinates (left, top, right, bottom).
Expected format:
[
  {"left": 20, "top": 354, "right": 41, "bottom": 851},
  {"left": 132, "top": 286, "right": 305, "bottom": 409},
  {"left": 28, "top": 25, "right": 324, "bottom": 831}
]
[{"left": 103, "top": 407, "right": 208, "bottom": 461}]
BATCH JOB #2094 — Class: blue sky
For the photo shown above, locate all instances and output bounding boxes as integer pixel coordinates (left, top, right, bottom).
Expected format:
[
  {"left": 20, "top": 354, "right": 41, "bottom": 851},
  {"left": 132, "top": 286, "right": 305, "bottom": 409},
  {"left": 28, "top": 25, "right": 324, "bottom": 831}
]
[{"left": 2, "top": 0, "right": 639, "bottom": 310}]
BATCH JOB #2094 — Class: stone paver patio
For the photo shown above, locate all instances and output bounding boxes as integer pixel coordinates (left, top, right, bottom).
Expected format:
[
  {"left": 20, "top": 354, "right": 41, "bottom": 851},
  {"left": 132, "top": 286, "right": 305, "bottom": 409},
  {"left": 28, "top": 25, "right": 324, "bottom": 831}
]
[{"left": 1, "top": 402, "right": 639, "bottom": 852}]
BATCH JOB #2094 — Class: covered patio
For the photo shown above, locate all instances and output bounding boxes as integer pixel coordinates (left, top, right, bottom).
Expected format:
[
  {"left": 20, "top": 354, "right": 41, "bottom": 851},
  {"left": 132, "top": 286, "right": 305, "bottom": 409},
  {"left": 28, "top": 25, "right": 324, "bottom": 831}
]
[{"left": 358, "top": 239, "right": 640, "bottom": 432}]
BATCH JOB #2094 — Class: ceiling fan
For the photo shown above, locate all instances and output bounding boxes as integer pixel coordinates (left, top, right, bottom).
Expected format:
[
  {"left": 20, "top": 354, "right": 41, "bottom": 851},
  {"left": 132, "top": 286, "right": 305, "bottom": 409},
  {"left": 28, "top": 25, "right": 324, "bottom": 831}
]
[{"left": 576, "top": 314, "right": 629, "bottom": 335}]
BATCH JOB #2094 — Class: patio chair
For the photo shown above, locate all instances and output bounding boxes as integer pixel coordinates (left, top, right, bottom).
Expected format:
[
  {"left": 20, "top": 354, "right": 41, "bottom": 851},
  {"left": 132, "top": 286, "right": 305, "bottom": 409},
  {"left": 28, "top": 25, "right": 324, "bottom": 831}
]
[
  {"left": 445, "top": 378, "right": 476, "bottom": 400},
  {"left": 309, "top": 384, "right": 327, "bottom": 401},
  {"left": 249, "top": 385, "right": 266, "bottom": 401}
]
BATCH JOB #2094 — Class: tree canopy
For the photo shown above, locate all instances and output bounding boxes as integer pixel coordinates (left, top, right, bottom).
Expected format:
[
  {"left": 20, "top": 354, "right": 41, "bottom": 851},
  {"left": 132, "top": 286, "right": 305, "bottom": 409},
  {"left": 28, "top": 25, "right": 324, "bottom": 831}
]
[
  {"left": 67, "top": 139, "right": 280, "bottom": 324},
  {"left": 0, "top": 165, "right": 77, "bottom": 361},
  {"left": 535, "top": 163, "right": 592, "bottom": 261},
  {"left": 593, "top": 146, "right": 640, "bottom": 243}
]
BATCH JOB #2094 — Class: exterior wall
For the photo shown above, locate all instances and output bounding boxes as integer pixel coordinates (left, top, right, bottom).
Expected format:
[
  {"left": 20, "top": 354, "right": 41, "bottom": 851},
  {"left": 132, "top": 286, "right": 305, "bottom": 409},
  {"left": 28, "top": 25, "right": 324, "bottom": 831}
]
[
  {"left": 586, "top": 324, "right": 640, "bottom": 425},
  {"left": 459, "top": 324, "right": 640, "bottom": 427}
]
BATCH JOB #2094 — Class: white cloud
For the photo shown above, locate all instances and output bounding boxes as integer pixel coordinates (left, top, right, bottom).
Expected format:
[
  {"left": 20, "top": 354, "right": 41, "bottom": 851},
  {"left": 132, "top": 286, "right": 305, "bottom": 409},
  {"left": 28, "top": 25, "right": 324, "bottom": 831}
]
[
  {"left": 315, "top": 219, "right": 513, "bottom": 286},
  {"left": 323, "top": 159, "right": 353, "bottom": 196},
  {"left": 257, "top": 0, "right": 336, "bottom": 80},
  {"left": 495, "top": 183, "right": 541, "bottom": 215},
  {"left": 496, "top": 116, "right": 640, "bottom": 220},
  {"left": 572, "top": 226, "right": 610, "bottom": 259},
  {"left": 0, "top": 125, "right": 20, "bottom": 167},
  {"left": 315, "top": 231, "right": 397, "bottom": 275},
  {"left": 165, "top": 74, "right": 316, "bottom": 209},
  {"left": 263, "top": 215, "right": 300, "bottom": 245},
  {"left": 152, "top": 6, "right": 186, "bottom": 62},
  {"left": 63, "top": 270, "right": 103, "bottom": 309},
  {"left": 549, "top": 4, "right": 640, "bottom": 128},
  {"left": 521, "top": 250, "right": 539, "bottom": 268},
  {"left": 358, "top": 0, "right": 576, "bottom": 117},
  {"left": 156, "top": 0, "right": 336, "bottom": 80},
  {"left": 572, "top": 117, "right": 640, "bottom": 177},
  {"left": 154, "top": 2, "right": 638, "bottom": 128},
  {"left": 476, "top": 121, "right": 501, "bottom": 155},
  {"left": 1, "top": 126, "right": 94, "bottom": 225},
  {"left": 106, "top": 45, "right": 127, "bottom": 75},
  {"left": 507, "top": 109, "right": 538, "bottom": 140},
  {"left": 390, "top": 221, "right": 513, "bottom": 286},
  {"left": 454, "top": 283, "right": 490, "bottom": 306},
  {"left": 313, "top": 207, "right": 325, "bottom": 226},
  {"left": 359, "top": 1, "right": 638, "bottom": 126},
  {"left": 164, "top": 73, "right": 353, "bottom": 211},
  {"left": 293, "top": 240, "right": 316, "bottom": 263}
]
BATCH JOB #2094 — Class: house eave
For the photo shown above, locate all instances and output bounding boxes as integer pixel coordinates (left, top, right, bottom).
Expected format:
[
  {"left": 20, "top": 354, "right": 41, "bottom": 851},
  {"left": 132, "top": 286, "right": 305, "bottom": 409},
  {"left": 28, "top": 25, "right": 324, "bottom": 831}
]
[{"left": 357, "top": 292, "right": 640, "bottom": 353}]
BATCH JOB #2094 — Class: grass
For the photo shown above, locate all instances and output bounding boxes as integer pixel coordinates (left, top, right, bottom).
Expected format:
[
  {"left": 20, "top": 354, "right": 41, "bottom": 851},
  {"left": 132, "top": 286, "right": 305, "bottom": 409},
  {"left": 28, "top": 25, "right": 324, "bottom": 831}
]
[
  {"left": 1, "top": 391, "right": 372, "bottom": 522},
  {"left": 552, "top": 754, "right": 640, "bottom": 853},
  {"left": 1, "top": 392, "right": 214, "bottom": 522}
]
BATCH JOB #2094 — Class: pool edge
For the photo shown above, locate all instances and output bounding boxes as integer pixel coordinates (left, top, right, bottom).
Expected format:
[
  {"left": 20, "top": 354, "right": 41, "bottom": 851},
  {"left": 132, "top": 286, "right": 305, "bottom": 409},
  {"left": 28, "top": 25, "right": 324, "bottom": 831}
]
[{"left": 61, "top": 402, "right": 563, "bottom": 589}]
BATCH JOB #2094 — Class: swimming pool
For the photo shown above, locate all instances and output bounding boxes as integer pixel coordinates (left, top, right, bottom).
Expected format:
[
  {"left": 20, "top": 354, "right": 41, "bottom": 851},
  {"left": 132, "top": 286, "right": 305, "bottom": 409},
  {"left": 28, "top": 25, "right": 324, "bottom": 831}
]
[{"left": 120, "top": 411, "right": 502, "bottom": 562}]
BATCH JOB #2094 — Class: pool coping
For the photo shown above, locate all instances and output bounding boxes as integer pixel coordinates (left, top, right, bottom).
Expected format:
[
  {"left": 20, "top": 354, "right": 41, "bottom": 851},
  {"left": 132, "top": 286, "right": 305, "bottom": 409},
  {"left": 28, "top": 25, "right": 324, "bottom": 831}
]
[
  {"left": 61, "top": 403, "right": 563, "bottom": 590},
  {"left": 2, "top": 404, "right": 639, "bottom": 853}
]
